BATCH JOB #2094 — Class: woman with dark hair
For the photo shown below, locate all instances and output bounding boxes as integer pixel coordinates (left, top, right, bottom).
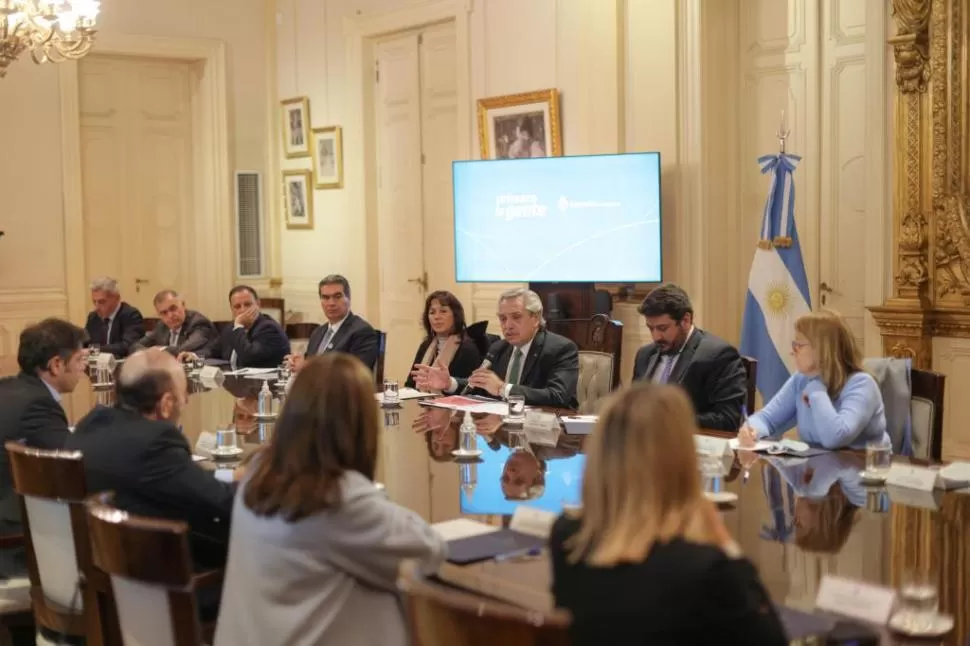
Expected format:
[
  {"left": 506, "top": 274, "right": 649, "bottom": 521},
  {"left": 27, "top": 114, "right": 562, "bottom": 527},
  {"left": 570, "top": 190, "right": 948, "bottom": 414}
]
[
  {"left": 405, "top": 290, "right": 482, "bottom": 390},
  {"left": 214, "top": 354, "right": 445, "bottom": 646}
]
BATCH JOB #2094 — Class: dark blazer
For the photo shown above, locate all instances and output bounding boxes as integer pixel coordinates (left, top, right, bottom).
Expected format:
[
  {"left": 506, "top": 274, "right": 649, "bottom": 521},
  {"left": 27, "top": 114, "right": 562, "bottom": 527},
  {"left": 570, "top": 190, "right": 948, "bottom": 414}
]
[
  {"left": 404, "top": 336, "right": 482, "bottom": 388},
  {"left": 0, "top": 373, "right": 71, "bottom": 530},
  {"left": 633, "top": 328, "right": 746, "bottom": 431},
  {"left": 550, "top": 515, "right": 787, "bottom": 646},
  {"left": 84, "top": 302, "right": 145, "bottom": 358},
  {"left": 305, "top": 312, "right": 379, "bottom": 370},
  {"left": 133, "top": 309, "right": 218, "bottom": 356},
  {"left": 457, "top": 329, "right": 579, "bottom": 409},
  {"left": 65, "top": 406, "right": 235, "bottom": 548},
  {"left": 208, "top": 313, "right": 290, "bottom": 369}
]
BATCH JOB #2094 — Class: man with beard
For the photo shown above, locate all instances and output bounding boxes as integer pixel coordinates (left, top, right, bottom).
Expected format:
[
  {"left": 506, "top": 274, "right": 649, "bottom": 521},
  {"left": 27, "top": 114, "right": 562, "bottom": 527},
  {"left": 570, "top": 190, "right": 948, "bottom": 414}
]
[{"left": 632, "top": 284, "right": 746, "bottom": 431}]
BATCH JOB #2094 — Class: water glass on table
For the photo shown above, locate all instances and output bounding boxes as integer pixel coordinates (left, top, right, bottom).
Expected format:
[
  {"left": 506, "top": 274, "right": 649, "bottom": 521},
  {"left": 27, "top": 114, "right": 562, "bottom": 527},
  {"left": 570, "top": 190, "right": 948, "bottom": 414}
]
[
  {"left": 506, "top": 394, "right": 526, "bottom": 423},
  {"left": 88, "top": 344, "right": 101, "bottom": 362},
  {"left": 865, "top": 438, "right": 892, "bottom": 476},
  {"left": 898, "top": 569, "right": 939, "bottom": 630},
  {"left": 191, "top": 356, "right": 205, "bottom": 373},
  {"left": 383, "top": 379, "right": 400, "bottom": 405},
  {"left": 215, "top": 426, "right": 237, "bottom": 454}
]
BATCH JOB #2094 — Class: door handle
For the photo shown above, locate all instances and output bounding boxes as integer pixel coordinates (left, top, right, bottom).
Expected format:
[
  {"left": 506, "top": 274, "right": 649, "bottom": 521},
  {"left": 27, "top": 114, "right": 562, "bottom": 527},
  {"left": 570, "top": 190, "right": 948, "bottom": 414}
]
[
  {"left": 407, "top": 272, "right": 428, "bottom": 291},
  {"left": 819, "top": 281, "right": 833, "bottom": 306},
  {"left": 135, "top": 278, "right": 150, "bottom": 293}
]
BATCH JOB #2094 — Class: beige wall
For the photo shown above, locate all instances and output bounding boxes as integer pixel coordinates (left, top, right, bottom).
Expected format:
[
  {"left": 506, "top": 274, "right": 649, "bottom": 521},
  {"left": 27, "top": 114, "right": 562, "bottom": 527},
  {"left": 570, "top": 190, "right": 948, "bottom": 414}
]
[{"left": 0, "top": 0, "right": 272, "bottom": 368}]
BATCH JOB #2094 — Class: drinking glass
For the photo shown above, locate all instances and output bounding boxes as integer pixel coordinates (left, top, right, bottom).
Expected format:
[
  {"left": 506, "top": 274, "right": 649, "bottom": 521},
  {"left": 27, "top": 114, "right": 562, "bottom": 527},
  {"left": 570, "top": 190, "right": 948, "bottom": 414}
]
[
  {"left": 215, "top": 426, "right": 237, "bottom": 453},
  {"left": 507, "top": 394, "right": 526, "bottom": 423},
  {"left": 278, "top": 362, "right": 292, "bottom": 382},
  {"left": 192, "top": 356, "right": 205, "bottom": 373},
  {"left": 88, "top": 344, "right": 101, "bottom": 362},
  {"left": 383, "top": 410, "right": 400, "bottom": 428},
  {"left": 459, "top": 425, "right": 477, "bottom": 453},
  {"left": 383, "top": 379, "right": 400, "bottom": 405},
  {"left": 899, "top": 569, "right": 939, "bottom": 630},
  {"left": 865, "top": 438, "right": 892, "bottom": 476}
]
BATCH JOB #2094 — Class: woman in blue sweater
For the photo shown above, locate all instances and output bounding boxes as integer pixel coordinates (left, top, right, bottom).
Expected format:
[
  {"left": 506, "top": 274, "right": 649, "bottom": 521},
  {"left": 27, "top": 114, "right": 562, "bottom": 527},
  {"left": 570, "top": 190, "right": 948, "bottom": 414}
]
[{"left": 739, "top": 310, "right": 889, "bottom": 450}]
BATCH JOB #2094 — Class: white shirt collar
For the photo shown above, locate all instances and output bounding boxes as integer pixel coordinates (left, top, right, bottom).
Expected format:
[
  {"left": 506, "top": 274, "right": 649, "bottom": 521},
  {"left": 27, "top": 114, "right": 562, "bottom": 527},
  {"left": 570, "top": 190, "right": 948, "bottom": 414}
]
[
  {"left": 327, "top": 313, "right": 350, "bottom": 334},
  {"left": 40, "top": 377, "right": 62, "bottom": 404},
  {"left": 107, "top": 301, "right": 122, "bottom": 322}
]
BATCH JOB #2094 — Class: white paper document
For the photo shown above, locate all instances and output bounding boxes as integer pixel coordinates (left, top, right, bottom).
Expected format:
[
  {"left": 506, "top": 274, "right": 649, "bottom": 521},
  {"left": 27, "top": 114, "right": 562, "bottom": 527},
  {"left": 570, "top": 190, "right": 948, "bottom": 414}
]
[
  {"left": 432, "top": 518, "right": 500, "bottom": 541},
  {"left": 225, "top": 367, "right": 278, "bottom": 376},
  {"left": 815, "top": 575, "right": 896, "bottom": 625},
  {"left": 561, "top": 415, "right": 597, "bottom": 435},
  {"left": 374, "top": 388, "right": 436, "bottom": 403}
]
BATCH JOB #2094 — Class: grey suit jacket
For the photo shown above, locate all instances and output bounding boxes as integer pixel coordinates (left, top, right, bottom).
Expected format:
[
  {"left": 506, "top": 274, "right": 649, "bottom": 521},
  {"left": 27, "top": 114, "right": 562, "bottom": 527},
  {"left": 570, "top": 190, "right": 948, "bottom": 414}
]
[
  {"left": 214, "top": 470, "right": 445, "bottom": 646},
  {"left": 133, "top": 309, "right": 218, "bottom": 356}
]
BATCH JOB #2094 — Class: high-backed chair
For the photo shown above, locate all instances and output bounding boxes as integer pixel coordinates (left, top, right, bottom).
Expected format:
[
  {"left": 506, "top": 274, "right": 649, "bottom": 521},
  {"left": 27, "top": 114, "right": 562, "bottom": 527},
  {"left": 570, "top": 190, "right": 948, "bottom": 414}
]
[
  {"left": 740, "top": 356, "right": 758, "bottom": 413},
  {"left": 577, "top": 352, "right": 614, "bottom": 414},
  {"left": 5, "top": 442, "right": 117, "bottom": 646},
  {"left": 911, "top": 367, "right": 945, "bottom": 461},
  {"left": 284, "top": 322, "right": 319, "bottom": 357},
  {"left": 260, "top": 297, "right": 285, "bottom": 328},
  {"left": 85, "top": 493, "right": 205, "bottom": 646},
  {"left": 399, "top": 563, "right": 570, "bottom": 646},
  {"left": 373, "top": 330, "right": 387, "bottom": 391},
  {"left": 545, "top": 315, "right": 623, "bottom": 388}
]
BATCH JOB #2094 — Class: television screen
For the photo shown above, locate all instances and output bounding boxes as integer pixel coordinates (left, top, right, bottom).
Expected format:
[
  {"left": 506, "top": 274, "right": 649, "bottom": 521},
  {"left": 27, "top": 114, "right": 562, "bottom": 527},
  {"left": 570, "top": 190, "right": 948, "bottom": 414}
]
[{"left": 453, "top": 152, "right": 662, "bottom": 283}]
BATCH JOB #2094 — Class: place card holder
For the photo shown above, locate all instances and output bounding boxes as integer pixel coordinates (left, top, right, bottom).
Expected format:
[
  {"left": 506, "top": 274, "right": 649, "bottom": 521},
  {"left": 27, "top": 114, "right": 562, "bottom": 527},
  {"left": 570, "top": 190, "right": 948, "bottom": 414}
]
[
  {"left": 815, "top": 574, "right": 896, "bottom": 626},
  {"left": 509, "top": 507, "right": 558, "bottom": 539},
  {"left": 886, "top": 484, "right": 942, "bottom": 511},
  {"left": 195, "top": 431, "right": 217, "bottom": 456},
  {"left": 885, "top": 463, "right": 939, "bottom": 492},
  {"left": 199, "top": 366, "right": 224, "bottom": 389},
  {"left": 523, "top": 411, "right": 560, "bottom": 447}
]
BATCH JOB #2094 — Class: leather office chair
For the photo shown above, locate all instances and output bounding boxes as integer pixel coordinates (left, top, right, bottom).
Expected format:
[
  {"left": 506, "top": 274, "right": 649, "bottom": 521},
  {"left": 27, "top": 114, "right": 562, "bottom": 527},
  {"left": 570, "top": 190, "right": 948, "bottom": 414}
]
[
  {"left": 910, "top": 367, "right": 945, "bottom": 461},
  {"left": 545, "top": 314, "right": 623, "bottom": 389},
  {"left": 740, "top": 356, "right": 758, "bottom": 413}
]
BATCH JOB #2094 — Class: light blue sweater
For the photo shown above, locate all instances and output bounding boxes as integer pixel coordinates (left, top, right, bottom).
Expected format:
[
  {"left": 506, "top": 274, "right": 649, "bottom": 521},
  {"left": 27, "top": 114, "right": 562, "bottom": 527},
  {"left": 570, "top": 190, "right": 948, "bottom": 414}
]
[{"left": 748, "top": 371, "right": 889, "bottom": 450}]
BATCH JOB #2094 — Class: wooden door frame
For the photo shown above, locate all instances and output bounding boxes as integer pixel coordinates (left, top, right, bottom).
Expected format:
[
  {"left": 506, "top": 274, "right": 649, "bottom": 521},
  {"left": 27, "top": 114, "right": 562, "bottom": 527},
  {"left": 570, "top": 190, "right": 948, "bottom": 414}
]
[
  {"left": 59, "top": 34, "right": 233, "bottom": 324},
  {"left": 343, "top": 0, "right": 473, "bottom": 324}
]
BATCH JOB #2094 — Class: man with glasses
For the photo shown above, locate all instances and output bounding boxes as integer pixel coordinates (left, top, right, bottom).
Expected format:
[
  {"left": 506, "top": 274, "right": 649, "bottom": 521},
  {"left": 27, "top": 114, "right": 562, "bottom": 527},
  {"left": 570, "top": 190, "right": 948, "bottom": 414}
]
[{"left": 632, "top": 283, "right": 747, "bottom": 431}]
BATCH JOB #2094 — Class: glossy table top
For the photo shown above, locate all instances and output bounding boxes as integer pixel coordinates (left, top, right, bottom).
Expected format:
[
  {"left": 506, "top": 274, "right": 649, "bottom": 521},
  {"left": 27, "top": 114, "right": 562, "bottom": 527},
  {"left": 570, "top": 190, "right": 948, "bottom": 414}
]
[{"left": 71, "top": 373, "right": 970, "bottom": 644}]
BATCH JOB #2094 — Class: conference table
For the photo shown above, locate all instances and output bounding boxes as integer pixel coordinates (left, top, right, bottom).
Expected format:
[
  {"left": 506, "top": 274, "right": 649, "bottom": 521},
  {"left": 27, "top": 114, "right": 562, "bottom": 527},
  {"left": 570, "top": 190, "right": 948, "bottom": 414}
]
[{"left": 72, "top": 369, "right": 969, "bottom": 645}]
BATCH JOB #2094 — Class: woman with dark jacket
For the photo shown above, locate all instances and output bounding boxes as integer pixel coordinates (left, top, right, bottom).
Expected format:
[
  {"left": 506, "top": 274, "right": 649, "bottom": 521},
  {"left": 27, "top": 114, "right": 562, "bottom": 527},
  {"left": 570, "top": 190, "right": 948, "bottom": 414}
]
[{"left": 405, "top": 291, "right": 482, "bottom": 390}]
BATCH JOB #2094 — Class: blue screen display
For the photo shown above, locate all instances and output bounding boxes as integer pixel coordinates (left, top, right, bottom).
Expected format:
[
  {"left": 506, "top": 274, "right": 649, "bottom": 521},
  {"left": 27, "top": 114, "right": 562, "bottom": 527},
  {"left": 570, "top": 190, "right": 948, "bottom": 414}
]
[{"left": 453, "top": 152, "right": 662, "bottom": 282}]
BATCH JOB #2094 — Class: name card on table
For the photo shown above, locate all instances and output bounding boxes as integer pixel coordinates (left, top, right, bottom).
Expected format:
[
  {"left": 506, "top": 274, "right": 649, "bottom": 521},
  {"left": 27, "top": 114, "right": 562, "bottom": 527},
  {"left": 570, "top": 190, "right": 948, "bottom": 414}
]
[
  {"left": 694, "top": 435, "right": 731, "bottom": 457},
  {"left": 939, "top": 461, "right": 970, "bottom": 489},
  {"left": 886, "top": 463, "right": 939, "bottom": 492},
  {"left": 523, "top": 411, "right": 561, "bottom": 447},
  {"left": 886, "top": 484, "right": 942, "bottom": 511},
  {"left": 510, "top": 506, "right": 558, "bottom": 539},
  {"left": 815, "top": 575, "right": 896, "bottom": 626}
]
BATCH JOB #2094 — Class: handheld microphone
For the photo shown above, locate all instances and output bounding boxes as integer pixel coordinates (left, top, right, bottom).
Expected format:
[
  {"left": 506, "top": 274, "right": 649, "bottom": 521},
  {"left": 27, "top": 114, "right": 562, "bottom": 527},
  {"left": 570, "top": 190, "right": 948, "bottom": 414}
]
[{"left": 460, "top": 351, "right": 498, "bottom": 395}]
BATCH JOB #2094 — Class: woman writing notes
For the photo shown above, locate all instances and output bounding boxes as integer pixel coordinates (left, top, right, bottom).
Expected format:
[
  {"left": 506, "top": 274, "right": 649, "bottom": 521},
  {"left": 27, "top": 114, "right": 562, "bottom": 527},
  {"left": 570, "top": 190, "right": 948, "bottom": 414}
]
[
  {"left": 550, "top": 385, "right": 786, "bottom": 645},
  {"left": 739, "top": 310, "right": 888, "bottom": 451}
]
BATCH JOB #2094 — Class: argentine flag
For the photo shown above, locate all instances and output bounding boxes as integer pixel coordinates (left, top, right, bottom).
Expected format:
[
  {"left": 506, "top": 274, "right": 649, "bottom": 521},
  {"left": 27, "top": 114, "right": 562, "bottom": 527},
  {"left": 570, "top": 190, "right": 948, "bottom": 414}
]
[{"left": 740, "top": 152, "right": 812, "bottom": 403}]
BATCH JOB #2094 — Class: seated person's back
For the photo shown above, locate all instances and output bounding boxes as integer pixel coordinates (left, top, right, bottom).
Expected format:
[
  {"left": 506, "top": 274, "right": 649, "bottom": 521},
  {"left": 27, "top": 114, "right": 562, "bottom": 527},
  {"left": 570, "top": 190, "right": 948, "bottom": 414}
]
[
  {"left": 550, "top": 384, "right": 786, "bottom": 646},
  {"left": 215, "top": 354, "right": 445, "bottom": 646},
  {"left": 65, "top": 349, "right": 235, "bottom": 568}
]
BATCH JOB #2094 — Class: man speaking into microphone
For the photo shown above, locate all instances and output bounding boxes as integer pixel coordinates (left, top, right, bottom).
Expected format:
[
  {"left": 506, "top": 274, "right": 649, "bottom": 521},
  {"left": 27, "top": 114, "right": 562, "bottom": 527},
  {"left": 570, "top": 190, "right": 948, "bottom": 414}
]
[{"left": 411, "top": 288, "right": 578, "bottom": 409}]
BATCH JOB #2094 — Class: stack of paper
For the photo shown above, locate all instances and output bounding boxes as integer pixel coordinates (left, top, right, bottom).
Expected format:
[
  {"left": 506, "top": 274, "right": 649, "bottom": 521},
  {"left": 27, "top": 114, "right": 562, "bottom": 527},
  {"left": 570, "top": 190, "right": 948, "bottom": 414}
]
[{"left": 374, "top": 387, "right": 435, "bottom": 403}]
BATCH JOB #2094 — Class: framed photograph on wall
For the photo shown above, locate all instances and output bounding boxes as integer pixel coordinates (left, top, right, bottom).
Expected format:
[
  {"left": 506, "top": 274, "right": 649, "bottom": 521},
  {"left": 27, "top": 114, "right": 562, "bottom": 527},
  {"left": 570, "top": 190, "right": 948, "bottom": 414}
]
[
  {"left": 281, "top": 97, "right": 311, "bottom": 158},
  {"left": 311, "top": 126, "right": 344, "bottom": 189},
  {"left": 477, "top": 88, "right": 562, "bottom": 160},
  {"left": 283, "top": 169, "right": 313, "bottom": 229}
]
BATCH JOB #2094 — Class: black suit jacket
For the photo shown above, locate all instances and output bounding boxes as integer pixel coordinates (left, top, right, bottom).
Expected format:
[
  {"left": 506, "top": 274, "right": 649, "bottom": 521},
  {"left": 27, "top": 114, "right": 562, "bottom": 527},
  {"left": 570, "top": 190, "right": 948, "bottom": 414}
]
[
  {"left": 305, "top": 312, "right": 379, "bottom": 370},
  {"left": 457, "top": 329, "right": 579, "bottom": 409},
  {"left": 404, "top": 336, "right": 482, "bottom": 388},
  {"left": 84, "top": 302, "right": 145, "bottom": 358},
  {"left": 550, "top": 516, "right": 787, "bottom": 646},
  {"left": 632, "top": 328, "right": 746, "bottom": 431},
  {"left": 0, "top": 374, "right": 71, "bottom": 529},
  {"left": 208, "top": 313, "right": 290, "bottom": 369},
  {"left": 65, "top": 405, "right": 235, "bottom": 545},
  {"left": 133, "top": 309, "right": 218, "bottom": 356}
]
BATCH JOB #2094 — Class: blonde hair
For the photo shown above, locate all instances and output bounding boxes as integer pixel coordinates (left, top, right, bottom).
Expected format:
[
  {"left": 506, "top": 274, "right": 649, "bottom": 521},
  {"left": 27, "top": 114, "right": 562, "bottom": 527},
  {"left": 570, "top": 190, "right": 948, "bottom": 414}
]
[
  {"left": 794, "top": 310, "right": 863, "bottom": 398},
  {"left": 566, "top": 384, "right": 714, "bottom": 566}
]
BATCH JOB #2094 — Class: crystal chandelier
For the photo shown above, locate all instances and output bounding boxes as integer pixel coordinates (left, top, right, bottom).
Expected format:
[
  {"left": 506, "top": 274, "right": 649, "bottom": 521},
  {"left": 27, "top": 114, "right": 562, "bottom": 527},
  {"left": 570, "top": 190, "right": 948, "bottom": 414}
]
[{"left": 0, "top": 0, "right": 99, "bottom": 78}]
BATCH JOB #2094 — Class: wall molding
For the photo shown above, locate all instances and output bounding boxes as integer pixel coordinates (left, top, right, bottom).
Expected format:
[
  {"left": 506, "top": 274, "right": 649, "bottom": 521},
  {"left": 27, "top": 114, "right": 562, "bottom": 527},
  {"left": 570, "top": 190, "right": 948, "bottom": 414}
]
[{"left": 60, "top": 33, "right": 233, "bottom": 321}]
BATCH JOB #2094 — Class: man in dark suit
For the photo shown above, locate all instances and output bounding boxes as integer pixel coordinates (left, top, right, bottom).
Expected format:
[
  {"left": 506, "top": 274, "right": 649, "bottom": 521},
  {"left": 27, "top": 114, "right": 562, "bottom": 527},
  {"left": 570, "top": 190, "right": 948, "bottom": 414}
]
[
  {"left": 288, "top": 274, "right": 378, "bottom": 372},
  {"left": 133, "top": 289, "right": 218, "bottom": 356},
  {"left": 632, "top": 283, "right": 746, "bottom": 431},
  {"left": 65, "top": 349, "right": 236, "bottom": 570},
  {"left": 413, "top": 288, "right": 579, "bottom": 408},
  {"left": 181, "top": 285, "right": 290, "bottom": 369},
  {"left": 0, "top": 318, "right": 87, "bottom": 536},
  {"left": 84, "top": 276, "right": 145, "bottom": 357}
]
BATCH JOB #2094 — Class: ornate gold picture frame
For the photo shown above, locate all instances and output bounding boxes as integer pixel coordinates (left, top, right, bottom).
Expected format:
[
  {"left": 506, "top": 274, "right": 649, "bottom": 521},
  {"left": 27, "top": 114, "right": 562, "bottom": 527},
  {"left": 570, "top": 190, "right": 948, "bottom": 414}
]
[
  {"left": 477, "top": 88, "right": 562, "bottom": 160},
  {"left": 283, "top": 169, "right": 313, "bottom": 230},
  {"left": 281, "top": 97, "right": 311, "bottom": 159},
  {"left": 311, "top": 126, "right": 344, "bottom": 189}
]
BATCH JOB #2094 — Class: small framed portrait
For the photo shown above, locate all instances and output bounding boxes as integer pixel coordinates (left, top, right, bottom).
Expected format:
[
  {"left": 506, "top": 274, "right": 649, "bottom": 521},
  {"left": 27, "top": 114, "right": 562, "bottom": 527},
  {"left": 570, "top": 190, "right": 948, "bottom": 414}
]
[
  {"left": 477, "top": 88, "right": 562, "bottom": 160},
  {"left": 283, "top": 169, "right": 313, "bottom": 229},
  {"left": 311, "top": 126, "right": 344, "bottom": 189},
  {"left": 281, "top": 97, "right": 311, "bottom": 158}
]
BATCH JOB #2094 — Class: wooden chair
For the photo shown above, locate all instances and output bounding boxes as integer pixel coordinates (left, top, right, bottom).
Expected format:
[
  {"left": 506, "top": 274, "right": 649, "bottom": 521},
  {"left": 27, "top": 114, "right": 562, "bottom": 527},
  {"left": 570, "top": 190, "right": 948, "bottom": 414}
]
[
  {"left": 5, "top": 442, "right": 118, "bottom": 646},
  {"left": 84, "top": 492, "right": 206, "bottom": 646},
  {"left": 284, "top": 322, "right": 319, "bottom": 340},
  {"left": 143, "top": 318, "right": 160, "bottom": 334},
  {"left": 740, "top": 356, "right": 758, "bottom": 414},
  {"left": 399, "top": 563, "right": 570, "bottom": 646},
  {"left": 373, "top": 330, "right": 387, "bottom": 391},
  {"left": 545, "top": 314, "right": 624, "bottom": 389},
  {"left": 0, "top": 531, "right": 32, "bottom": 646},
  {"left": 260, "top": 297, "right": 285, "bottom": 328},
  {"left": 911, "top": 367, "right": 945, "bottom": 461}
]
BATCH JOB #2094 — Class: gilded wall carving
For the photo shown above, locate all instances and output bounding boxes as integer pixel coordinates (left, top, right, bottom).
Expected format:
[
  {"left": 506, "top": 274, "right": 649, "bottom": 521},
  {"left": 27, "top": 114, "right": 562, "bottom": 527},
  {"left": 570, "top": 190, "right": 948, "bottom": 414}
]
[{"left": 874, "top": 0, "right": 970, "bottom": 366}]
